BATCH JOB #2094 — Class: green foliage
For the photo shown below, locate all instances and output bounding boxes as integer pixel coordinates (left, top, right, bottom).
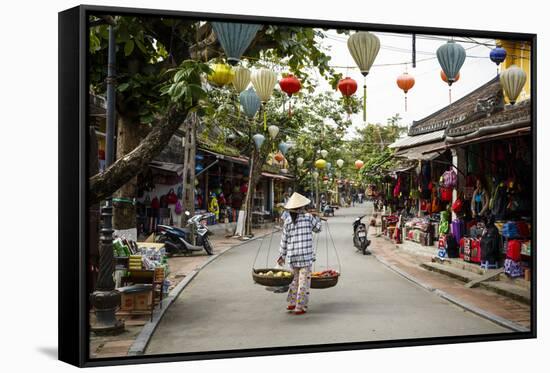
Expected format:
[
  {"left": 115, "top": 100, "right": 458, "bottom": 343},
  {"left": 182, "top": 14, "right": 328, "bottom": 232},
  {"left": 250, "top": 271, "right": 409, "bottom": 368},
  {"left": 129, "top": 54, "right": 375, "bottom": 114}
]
[{"left": 160, "top": 60, "right": 211, "bottom": 112}]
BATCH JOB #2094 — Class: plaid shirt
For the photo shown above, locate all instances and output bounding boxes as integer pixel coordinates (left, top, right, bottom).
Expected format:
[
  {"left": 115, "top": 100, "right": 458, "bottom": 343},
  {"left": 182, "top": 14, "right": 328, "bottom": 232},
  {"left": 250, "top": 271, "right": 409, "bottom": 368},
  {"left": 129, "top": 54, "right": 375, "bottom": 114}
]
[{"left": 279, "top": 213, "right": 322, "bottom": 268}]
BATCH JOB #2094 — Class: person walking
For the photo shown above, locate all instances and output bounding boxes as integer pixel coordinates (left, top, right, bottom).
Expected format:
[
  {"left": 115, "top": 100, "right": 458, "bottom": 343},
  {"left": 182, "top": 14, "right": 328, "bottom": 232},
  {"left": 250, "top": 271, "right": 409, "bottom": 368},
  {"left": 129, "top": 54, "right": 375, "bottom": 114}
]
[{"left": 277, "top": 192, "right": 322, "bottom": 315}]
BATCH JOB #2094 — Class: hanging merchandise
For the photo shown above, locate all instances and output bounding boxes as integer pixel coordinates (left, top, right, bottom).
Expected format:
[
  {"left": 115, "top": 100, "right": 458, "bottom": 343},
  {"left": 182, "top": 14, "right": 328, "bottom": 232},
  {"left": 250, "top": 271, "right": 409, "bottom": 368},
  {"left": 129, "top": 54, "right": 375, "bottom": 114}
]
[
  {"left": 320, "top": 149, "right": 328, "bottom": 158},
  {"left": 441, "top": 168, "right": 458, "bottom": 188},
  {"left": 326, "top": 162, "right": 332, "bottom": 170},
  {"left": 211, "top": 22, "right": 262, "bottom": 65},
  {"left": 274, "top": 152, "right": 285, "bottom": 163},
  {"left": 500, "top": 65, "right": 527, "bottom": 105},
  {"left": 312, "top": 171, "right": 319, "bottom": 180},
  {"left": 252, "top": 133, "right": 265, "bottom": 150},
  {"left": 337, "top": 77, "right": 358, "bottom": 118},
  {"left": 232, "top": 66, "right": 251, "bottom": 92},
  {"left": 208, "top": 63, "right": 234, "bottom": 87},
  {"left": 347, "top": 31, "right": 380, "bottom": 123},
  {"left": 355, "top": 160, "right": 364, "bottom": 170},
  {"left": 240, "top": 88, "right": 261, "bottom": 119},
  {"left": 437, "top": 40, "right": 466, "bottom": 104},
  {"left": 315, "top": 159, "right": 327, "bottom": 170},
  {"left": 279, "top": 74, "right": 301, "bottom": 117},
  {"left": 296, "top": 157, "right": 304, "bottom": 166},
  {"left": 440, "top": 70, "right": 460, "bottom": 84},
  {"left": 267, "top": 125, "right": 279, "bottom": 139},
  {"left": 396, "top": 72, "right": 415, "bottom": 111},
  {"left": 336, "top": 159, "right": 344, "bottom": 168},
  {"left": 251, "top": 68, "right": 278, "bottom": 130}
]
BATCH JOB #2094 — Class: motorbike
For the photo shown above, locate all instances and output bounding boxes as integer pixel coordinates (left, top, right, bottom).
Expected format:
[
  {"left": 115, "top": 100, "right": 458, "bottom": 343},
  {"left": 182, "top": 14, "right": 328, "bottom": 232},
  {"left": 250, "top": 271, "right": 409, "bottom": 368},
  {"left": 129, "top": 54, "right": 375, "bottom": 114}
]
[
  {"left": 320, "top": 200, "right": 335, "bottom": 217},
  {"left": 353, "top": 215, "right": 371, "bottom": 255},
  {"left": 156, "top": 211, "right": 214, "bottom": 256}
]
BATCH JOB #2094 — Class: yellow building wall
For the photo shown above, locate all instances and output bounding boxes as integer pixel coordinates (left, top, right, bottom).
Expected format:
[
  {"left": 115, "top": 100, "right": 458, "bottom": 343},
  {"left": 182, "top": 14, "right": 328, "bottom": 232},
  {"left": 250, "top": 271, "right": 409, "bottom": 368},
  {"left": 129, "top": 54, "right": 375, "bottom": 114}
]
[{"left": 498, "top": 40, "right": 531, "bottom": 103}]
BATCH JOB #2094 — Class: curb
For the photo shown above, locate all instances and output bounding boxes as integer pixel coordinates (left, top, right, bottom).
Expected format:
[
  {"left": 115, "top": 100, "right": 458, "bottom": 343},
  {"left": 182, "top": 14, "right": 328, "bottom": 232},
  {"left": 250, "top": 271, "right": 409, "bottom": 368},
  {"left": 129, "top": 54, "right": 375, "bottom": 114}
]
[
  {"left": 372, "top": 252, "right": 530, "bottom": 333},
  {"left": 128, "top": 231, "right": 272, "bottom": 356}
]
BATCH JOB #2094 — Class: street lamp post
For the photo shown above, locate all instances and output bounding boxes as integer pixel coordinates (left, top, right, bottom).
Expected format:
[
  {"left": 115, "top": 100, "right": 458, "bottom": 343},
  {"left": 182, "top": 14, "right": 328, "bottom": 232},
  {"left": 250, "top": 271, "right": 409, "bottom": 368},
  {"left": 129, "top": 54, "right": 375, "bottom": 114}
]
[{"left": 90, "top": 19, "right": 124, "bottom": 334}]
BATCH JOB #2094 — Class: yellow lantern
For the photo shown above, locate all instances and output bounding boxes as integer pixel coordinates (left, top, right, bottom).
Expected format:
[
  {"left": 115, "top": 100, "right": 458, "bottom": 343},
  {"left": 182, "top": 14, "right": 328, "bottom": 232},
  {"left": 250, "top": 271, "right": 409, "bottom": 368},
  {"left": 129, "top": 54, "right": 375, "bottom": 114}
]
[
  {"left": 232, "top": 66, "right": 251, "bottom": 92},
  {"left": 208, "top": 63, "right": 234, "bottom": 87},
  {"left": 315, "top": 159, "right": 327, "bottom": 170}
]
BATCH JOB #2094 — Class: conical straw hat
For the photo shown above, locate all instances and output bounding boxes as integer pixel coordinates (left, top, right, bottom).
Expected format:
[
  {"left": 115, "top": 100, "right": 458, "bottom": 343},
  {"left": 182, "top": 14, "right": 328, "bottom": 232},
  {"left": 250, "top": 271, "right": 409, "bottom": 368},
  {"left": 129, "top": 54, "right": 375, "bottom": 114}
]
[{"left": 284, "top": 192, "right": 311, "bottom": 210}]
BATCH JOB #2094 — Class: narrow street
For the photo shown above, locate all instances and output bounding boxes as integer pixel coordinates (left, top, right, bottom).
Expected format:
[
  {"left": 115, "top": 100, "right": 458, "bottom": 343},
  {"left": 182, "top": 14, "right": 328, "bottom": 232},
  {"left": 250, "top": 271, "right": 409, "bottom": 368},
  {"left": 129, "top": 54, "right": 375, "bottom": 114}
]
[{"left": 145, "top": 204, "right": 511, "bottom": 355}]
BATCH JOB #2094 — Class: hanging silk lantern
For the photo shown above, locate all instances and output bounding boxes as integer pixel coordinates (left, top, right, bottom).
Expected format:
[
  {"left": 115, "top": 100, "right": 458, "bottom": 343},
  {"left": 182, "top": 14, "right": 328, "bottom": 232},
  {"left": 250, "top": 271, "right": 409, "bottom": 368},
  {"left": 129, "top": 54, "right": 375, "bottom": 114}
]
[
  {"left": 232, "top": 66, "right": 251, "bottom": 92},
  {"left": 336, "top": 159, "right": 344, "bottom": 168},
  {"left": 211, "top": 22, "right": 262, "bottom": 65},
  {"left": 279, "top": 74, "right": 301, "bottom": 117},
  {"left": 252, "top": 133, "right": 265, "bottom": 150},
  {"left": 440, "top": 70, "right": 460, "bottom": 84},
  {"left": 355, "top": 160, "right": 364, "bottom": 170},
  {"left": 396, "top": 72, "right": 415, "bottom": 111},
  {"left": 437, "top": 40, "right": 466, "bottom": 104},
  {"left": 337, "top": 77, "right": 358, "bottom": 117},
  {"left": 500, "top": 65, "right": 527, "bottom": 105},
  {"left": 281, "top": 168, "right": 289, "bottom": 174},
  {"left": 296, "top": 157, "right": 304, "bottom": 166},
  {"left": 347, "top": 31, "right": 381, "bottom": 123},
  {"left": 195, "top": 164, "right": 204, "bottom": 173},
  {"left": 315, "top": 159, "right": 327, "bottom": 170},
  {"left": 208, "top": 63, "right": 234, "bottom": 87},
  {"left": 267, "top": 125, "right": 279, "bottom": 139},
  {"left": 312, "top": 171, "right": 319, "bottom": 180},
  {"left": 278, "top": 142, "right": 290, "bottom": 155},
  {"left": 326, "top": 162, "right": 332, "bottom": 170},
  {"left": 320, "top": 149, "right": 328, "bottom": 158},
  {"left": 239, "top": 88, "right": 261, "bottom": 120},
  {"left": 490, "top": 46, "right": 507, "bottom": 71},
  {"left": 274, "top": 152, "right": 285, "bottom": 163},
  {"left": 437, "top": 41, "right": 466, "bottom": 86},
  {"left": 251, "top": 68, "right": 277, "bottom": 130}
]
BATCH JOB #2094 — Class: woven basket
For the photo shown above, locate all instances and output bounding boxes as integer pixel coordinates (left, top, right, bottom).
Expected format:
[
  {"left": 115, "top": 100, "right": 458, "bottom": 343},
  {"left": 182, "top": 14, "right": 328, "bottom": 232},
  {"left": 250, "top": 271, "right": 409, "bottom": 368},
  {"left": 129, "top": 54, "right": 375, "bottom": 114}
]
[
  {"left": 311, "top": 274, "right": 339, "bottom": 289},
  {"left": 252, "top": 268, "right": 294, "bottom": 287}
]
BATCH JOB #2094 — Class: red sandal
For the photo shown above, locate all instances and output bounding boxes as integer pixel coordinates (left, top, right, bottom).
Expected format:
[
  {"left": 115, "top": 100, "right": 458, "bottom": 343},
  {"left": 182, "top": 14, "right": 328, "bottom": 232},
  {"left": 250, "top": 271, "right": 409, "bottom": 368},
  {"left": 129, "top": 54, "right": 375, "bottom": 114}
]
[
  {"left": 294, "top": 309, "right": 307, "bottom": 315},
  {"left": 286, "top": 305, "right": 296, "bottom": 311}
]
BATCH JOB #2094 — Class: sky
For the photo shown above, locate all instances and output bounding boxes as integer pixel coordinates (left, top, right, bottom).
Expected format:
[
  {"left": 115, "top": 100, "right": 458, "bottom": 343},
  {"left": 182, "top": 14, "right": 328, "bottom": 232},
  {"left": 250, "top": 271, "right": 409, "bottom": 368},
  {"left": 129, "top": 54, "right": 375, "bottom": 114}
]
[{"left": 313, "top": 30, "right": 500, "bottom": 139}]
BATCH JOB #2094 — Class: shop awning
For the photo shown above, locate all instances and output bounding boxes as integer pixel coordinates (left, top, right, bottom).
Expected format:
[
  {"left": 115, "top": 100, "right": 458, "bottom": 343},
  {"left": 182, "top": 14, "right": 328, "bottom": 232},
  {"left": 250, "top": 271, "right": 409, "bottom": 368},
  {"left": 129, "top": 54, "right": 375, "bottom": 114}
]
[
  {"left": 261, "top": 172, "right": 293, "bottom": 181},
  {"left": 430, "top": 126, "right": 531, "bottom": 152},
  {"left": 149, "top": 161, "right": 184, "bottom": 175},
  {"left": 389, "top": 129, "right": 446, "bottom": 149},
  {"left": 394, "top": 142, "right": 446, "bottom": 161},
  {"left": 199, "top": 148, "right": 249, "bottom": 165}
]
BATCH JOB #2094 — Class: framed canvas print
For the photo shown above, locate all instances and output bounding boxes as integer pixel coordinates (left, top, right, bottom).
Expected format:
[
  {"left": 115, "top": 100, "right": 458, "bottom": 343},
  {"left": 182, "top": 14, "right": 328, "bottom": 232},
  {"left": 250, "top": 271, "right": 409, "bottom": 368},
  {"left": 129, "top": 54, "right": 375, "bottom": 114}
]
[{"left": 58, "top": 4, "right": 536, "bottom": 367}]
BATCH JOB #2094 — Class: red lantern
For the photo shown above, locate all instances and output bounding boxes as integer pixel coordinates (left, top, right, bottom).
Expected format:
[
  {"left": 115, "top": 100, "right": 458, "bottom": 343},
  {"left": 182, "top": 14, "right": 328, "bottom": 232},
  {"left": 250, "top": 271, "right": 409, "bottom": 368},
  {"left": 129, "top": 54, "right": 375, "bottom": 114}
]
[
  {"left": 274, "top": 152, "right": 284, "bottom": 162},
  {"left": 279, "top": 74, "right": 301, "bottom": 117},
  {"left": 337, "top": 77, "right": 358, "bottom": 96},
  {"left": 396, "top": 72, "right": 415, "bottom": 111},
  {"left": 355, "top": 160, "right": 364, "bottom": 170},
  {"left": 440, "top": 70, "right": 460, "bottom": 104}
]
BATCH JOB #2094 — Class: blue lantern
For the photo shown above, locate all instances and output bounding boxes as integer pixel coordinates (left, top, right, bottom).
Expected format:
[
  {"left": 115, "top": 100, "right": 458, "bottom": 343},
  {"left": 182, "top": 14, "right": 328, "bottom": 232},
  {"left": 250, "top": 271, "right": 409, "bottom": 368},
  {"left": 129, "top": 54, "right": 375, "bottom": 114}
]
[
  {"left": 278, "top": 142, "right": 290, "bottom": 155},
  {"left": 195, "top": 164, "right": 204, "bottom": 173},
  {"left": 490, "top": 46, "right": 507, "bottom": 66},
  {"left": 240, "top": 88, "right": 261, "bottom": 119},
  {"left": 195, "top": 154, "right": 204, "bottom": 161},
  {"left": 211, "top": 22, "right": 262, "bottom": 65},
  {"left": 436, "top": 41, "right": 466, "bottom": 86},
  {"left": 252, "top": 134, "right": 265, "bottom": 150}
]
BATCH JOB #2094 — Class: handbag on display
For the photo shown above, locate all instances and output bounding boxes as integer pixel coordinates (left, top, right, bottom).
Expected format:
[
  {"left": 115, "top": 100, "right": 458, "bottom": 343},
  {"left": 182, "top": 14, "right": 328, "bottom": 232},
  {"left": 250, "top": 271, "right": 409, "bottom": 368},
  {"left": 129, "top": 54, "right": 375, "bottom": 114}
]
[
  {"left": 440, "top": 187, "right": 453, "bottom": 202},
  {"left": 451, "top": 198, "right": 463, "bottom": 213},
  {"left": 441, "top": 169, "right": 457, "bottom": 188},
  {"left": 175, "top": 200, "right": 183, "bottom": 215}
]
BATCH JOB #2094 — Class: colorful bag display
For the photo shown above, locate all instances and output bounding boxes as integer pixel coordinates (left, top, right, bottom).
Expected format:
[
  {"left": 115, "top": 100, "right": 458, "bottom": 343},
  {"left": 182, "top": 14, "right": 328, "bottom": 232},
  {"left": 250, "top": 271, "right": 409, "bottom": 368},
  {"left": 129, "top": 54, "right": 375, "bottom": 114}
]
[
  {"left": 451, "top": 198, "right": 463, "bottom": 213},
  {"left": 504, "top": 258, "right": 523, "bottom": 278},
  {"left": 502, "top": 221, "right": 520, "bottom": 238},
  {"left": 506, "top": 240, "right": 522, "bottom": 262},
  {"left": 451, "top": 219, "right": 465, "bottom": 244},
  {"left": 441, "top": 169, "right": 457, "bottom": 188},
  {"left": 440, "top": 187, "right": 453, "bottom": 202},
  {"left": 174, "top": 200, "right": 183, "bottom": 215}
]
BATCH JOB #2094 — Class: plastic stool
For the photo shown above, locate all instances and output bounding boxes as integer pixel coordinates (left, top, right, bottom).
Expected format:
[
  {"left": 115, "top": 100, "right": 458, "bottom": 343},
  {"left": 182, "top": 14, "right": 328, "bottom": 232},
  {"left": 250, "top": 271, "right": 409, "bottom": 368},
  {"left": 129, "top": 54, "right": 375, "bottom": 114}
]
[{"left": 480, "top": 261, "right": 498, "bottom": 270}]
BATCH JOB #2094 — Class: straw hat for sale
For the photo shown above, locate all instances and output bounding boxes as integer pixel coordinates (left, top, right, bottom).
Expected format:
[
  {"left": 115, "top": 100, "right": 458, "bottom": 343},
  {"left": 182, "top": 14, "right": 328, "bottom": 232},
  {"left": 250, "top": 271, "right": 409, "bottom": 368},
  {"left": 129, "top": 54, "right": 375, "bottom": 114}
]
[{"left": 284, "top": 192, "right": 311, "bottom": 210}]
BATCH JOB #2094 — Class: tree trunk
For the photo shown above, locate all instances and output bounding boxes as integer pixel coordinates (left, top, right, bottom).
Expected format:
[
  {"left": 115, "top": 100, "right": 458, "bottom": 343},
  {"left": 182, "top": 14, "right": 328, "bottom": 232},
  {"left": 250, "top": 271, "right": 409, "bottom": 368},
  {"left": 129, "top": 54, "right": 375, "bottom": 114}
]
[
  {"left": 89, "top": 104, "right": 188, "bottom": 205},
  {"left": 180, "top": 113, "right": 197, "bottom": 226},
  {"left": 243, "top": 148, "right": 266, "bottom": 236},
  {"left": 113, "top": 114, "right": 142, "bottom": 230}
]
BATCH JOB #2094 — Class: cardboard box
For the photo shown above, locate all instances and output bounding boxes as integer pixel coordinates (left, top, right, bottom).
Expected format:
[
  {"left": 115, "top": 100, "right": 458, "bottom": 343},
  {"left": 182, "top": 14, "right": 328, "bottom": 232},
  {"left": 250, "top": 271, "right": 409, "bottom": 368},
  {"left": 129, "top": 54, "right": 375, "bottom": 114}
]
[{"left": 119, "top": 288, "right": 152, "bottom": 312}]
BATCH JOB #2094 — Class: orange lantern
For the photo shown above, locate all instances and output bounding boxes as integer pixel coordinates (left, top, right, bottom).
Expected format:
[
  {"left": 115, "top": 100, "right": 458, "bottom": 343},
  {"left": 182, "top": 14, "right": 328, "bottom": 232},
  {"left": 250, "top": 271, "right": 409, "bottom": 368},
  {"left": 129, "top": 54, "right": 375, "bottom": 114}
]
[
  {"left": 274, "top": 152, "right": 284, "bottom": 163},
  {"left": 396, "top": 72, "right": 415, "bottom": 111},
  {"left": 440, "top": 70, "right": 460, "bottom": 104},
  {"left": 355, "top": 160, "right": 364, "bottom": 170}
]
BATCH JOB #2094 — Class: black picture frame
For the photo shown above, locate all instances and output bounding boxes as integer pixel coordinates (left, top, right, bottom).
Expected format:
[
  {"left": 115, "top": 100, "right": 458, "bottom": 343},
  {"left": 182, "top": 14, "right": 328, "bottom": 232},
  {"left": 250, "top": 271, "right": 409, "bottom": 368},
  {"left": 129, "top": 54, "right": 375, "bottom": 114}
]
[{"left": 59, "top": 4, "right": 537, "bottom": 368}]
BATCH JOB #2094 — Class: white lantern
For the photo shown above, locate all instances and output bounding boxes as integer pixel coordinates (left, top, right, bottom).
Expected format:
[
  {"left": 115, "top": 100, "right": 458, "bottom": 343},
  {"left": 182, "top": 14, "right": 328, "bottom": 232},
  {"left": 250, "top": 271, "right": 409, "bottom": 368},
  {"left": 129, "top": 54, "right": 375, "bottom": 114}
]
[
  {"left": 312, "top": 171, "right": 319, "bottom": 180},
  {"left": 268, "top": 125, "right": 279, "bottom": 139},
  {"left": 336, "top": 159, "right": 344, "bottom": 168},
  {"left": 296, "top": 157, "right": 304, "bottom": 166},
  {"left": 320, "top": 149, "right": 328, "bottom": 158}
]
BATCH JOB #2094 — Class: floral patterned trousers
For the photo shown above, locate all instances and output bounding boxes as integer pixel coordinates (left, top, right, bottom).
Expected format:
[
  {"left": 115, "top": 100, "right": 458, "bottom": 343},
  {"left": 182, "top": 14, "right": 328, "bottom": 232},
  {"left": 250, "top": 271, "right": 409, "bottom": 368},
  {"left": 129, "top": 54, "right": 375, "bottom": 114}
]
[{"left": 287, "top": 266, "right": 312, "bottom": 311}]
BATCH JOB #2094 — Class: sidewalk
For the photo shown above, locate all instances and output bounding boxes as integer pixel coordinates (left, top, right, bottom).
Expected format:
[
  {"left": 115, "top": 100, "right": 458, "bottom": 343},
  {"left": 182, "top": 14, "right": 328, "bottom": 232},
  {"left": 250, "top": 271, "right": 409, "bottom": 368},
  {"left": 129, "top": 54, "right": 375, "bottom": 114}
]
[
  {"left": 89, "top": 226, "right": 274, "bottom": 359},
  {"left": 368, "top": 234, "right": 531, "bottom": 330}
]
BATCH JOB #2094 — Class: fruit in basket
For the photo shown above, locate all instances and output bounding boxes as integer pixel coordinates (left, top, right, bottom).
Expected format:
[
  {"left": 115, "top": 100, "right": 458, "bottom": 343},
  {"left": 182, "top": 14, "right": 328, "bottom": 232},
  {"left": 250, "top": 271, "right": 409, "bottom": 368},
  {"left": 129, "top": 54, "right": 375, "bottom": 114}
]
[{"left": 266, "top": 271, "right": 274, "bottom": 276}]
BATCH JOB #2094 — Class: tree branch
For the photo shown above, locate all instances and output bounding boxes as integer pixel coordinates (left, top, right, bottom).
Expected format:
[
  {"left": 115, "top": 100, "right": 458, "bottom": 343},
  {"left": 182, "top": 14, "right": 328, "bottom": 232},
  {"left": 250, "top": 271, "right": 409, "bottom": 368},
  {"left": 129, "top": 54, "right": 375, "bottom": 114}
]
[{"left": 89, "top": 104, "right": 189, "bottom": 204}]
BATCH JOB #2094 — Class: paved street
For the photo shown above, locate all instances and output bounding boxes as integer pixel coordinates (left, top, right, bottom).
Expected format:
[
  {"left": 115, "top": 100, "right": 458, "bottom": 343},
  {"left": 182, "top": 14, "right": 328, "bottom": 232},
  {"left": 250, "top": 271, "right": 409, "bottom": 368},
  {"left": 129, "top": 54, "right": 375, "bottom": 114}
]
[{"left": 146, "top": 204, "right": 512, "bottom": 355}]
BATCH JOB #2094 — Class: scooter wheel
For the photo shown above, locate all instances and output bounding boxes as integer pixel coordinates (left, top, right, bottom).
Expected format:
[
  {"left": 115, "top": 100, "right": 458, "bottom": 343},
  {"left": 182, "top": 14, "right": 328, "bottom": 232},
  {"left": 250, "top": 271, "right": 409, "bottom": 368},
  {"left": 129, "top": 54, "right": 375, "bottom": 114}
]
[{"left": 203, "top": 236, "right": 214, "bottom": 255}]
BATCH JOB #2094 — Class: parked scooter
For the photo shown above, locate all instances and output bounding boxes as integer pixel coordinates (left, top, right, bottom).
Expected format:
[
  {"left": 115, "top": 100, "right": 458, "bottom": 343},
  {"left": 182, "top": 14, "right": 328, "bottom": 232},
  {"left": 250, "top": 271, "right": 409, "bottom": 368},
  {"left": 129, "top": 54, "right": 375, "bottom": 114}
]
[
  {"left": 320, "top": 200, "right": 335, "bottom": 217},
  {"left": 353, "top": 215, "right": 371, "bottom": 255},
  {"left": 156, "top": 211, "right": 214, "bottom": 256}
]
